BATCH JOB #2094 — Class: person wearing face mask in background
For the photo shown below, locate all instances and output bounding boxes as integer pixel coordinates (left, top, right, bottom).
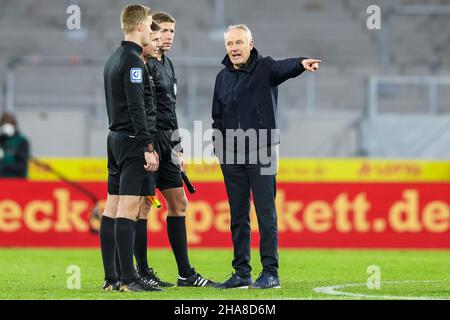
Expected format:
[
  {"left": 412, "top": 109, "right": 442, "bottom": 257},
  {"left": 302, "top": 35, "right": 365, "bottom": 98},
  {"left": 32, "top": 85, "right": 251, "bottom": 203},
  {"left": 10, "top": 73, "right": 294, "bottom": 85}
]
[{"left": 0, "top": 112, "right": 30, "bottom": 178}]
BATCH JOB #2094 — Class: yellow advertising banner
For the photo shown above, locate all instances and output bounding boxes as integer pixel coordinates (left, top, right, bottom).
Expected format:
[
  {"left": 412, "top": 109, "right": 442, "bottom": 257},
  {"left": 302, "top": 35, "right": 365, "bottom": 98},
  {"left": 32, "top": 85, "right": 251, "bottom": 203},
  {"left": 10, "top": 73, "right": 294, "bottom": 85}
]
[{"left": 28, "top": 158, "right": 450, "bottom": 182}]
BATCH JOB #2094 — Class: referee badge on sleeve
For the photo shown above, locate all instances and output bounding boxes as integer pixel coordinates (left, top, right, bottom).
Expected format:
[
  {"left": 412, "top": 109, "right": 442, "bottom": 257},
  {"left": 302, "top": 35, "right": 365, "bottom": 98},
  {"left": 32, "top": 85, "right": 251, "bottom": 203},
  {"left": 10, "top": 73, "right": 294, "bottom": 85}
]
[{"left": 130, "top": 68, "right": 143, "bottom": 83}]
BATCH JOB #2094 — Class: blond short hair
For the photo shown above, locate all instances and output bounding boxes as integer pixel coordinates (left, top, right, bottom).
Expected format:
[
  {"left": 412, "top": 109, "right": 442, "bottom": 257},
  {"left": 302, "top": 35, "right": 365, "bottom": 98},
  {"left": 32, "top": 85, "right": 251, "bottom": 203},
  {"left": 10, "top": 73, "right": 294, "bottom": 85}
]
[{"left": 120, "top": 4, "right": 151, "bottom": 34}]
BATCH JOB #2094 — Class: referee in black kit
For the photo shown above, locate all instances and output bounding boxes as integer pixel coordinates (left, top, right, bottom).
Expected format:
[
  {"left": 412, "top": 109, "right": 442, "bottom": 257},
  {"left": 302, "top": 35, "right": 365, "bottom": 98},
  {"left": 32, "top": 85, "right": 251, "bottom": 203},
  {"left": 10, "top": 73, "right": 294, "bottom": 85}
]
[
  {"left": 143, "top": 12, "right": 215, "bottom": 287},
  {"left": 212, "top": 25, "right": 321, "bottom": 289},
  {"left": 99, "top": 4, "right": 161, "bottom": 292}
]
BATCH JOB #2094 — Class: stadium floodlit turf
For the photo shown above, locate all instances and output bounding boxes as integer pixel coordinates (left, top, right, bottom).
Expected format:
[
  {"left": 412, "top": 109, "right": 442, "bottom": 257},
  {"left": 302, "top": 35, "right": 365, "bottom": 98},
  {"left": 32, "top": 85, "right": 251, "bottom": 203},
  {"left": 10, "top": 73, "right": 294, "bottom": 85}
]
[{"left": 0, "top": 248, "right": 448, "bottom": 300}]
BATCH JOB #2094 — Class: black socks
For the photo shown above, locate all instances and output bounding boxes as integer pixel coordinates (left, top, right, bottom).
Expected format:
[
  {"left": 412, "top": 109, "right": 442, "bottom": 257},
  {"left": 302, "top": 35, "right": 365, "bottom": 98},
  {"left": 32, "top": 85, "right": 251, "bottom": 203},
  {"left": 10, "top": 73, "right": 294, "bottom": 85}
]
[
  {"left": 99, "top": 216, "right": 118, "bottom": 282},
  {"left": 134, "top": 219, "right": 150, "bottom": 272},
  {"left": 114, "top": 245, "right": 121, "bottom": 280},
  {"left": 114, "top": 218, "right": 136, "bottom": 284},
  {"left": 103, "top": 215, "right": 194, "bottom": 282},
  {"left": 167, "top": 216, "right": 194, "bottom": 278}
]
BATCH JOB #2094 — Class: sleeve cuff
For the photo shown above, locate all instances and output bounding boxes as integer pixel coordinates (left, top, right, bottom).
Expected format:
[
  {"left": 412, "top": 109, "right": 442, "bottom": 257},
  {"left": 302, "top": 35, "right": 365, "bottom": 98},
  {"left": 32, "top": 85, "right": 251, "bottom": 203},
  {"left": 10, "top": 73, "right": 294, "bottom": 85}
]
[
  {"left": 299, "top": 57, "right": 309, "bottom": 72},
  {"left": 141, "top": 137, "right": 154, "bottom": 152}
]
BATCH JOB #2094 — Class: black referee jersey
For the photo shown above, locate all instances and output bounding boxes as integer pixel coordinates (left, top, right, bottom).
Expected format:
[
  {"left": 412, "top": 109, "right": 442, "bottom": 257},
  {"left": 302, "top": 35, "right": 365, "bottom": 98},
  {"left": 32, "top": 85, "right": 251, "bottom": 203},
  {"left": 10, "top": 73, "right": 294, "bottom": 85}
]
[
  {"left": 104, "top": 40, "right": 156, "bottom": 150},
  {"left": 146, "top": 54, "right": 180, "bottom": 133}
]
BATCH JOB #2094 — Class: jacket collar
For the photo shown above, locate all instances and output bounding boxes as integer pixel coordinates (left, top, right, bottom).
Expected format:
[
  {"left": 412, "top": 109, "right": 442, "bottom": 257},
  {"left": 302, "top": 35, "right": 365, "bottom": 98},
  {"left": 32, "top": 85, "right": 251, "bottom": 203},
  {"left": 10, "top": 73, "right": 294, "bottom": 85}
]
[
  {"left": 121, "top": 40, "right": 143, "bottom": 55},
  {"left": 221, "top": 47, "right": 261, "bottom": 73}
]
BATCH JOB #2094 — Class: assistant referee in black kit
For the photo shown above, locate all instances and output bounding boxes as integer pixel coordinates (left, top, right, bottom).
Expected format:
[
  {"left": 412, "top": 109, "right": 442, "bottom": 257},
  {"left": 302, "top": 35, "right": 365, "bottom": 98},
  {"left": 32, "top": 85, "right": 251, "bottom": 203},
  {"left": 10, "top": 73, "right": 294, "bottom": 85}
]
[
  {"left": 144, "top": 12, "right": 215, "bottom": 287},
  {"left": 99, "top": 4, "right": 161, "bottom": 292}
]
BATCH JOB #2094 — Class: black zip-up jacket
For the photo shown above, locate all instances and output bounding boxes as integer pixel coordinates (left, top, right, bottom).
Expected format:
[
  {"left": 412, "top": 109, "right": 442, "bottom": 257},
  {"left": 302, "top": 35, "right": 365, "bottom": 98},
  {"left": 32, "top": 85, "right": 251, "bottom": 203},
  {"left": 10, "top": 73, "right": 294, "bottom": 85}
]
[
  {"left": 104, "top": 41, "right": 156, "bottom": 149},
  {"left": 212, "top": 48, "right": 307, "bottom": 151}
]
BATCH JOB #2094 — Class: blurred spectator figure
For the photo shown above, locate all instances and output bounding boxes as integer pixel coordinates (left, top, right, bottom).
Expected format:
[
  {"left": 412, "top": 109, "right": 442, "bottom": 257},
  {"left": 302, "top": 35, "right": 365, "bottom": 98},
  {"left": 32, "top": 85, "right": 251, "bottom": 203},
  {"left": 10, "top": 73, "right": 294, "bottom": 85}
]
[{"left": 0, "top": 112, "right": 30, "bottom": 178}]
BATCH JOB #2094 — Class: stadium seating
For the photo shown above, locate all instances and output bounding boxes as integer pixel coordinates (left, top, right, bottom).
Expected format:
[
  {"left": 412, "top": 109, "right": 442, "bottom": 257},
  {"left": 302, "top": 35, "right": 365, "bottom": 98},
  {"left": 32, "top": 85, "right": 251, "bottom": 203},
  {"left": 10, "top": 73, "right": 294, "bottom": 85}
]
[{"left": 0, "top": 0, "right": 449, "bottom": 157}]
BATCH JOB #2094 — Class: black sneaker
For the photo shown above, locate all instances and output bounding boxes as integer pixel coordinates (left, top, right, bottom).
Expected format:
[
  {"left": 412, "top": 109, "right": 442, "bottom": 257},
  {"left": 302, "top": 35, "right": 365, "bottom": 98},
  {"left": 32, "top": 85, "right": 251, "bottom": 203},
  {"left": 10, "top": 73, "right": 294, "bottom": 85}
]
[
  {"left": 249, "top": 273, "right": 281, "bottom": 289},
  {"left": 215, "top": 273, "right": 252, "bottom": 289},
  {"left": 102, "top": 279, "right": 121, "bottom": 291},
  {"left": 137, "top": 266, "right": 175, "bottom": 288},
  {"left": 119, "top": 276, "right": 163, "bottom": 292},
  {"left": 177, "top": 268, "right": 216, "bottom": 287}
]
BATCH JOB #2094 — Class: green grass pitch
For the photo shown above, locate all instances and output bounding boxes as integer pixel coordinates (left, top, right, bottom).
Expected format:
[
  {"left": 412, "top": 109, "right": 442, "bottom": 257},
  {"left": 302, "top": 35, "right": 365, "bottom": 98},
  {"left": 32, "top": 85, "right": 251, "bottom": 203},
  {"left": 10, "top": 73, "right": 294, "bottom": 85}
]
[{"left": 0, "top": 248, "right": 448, "bottom": 300}]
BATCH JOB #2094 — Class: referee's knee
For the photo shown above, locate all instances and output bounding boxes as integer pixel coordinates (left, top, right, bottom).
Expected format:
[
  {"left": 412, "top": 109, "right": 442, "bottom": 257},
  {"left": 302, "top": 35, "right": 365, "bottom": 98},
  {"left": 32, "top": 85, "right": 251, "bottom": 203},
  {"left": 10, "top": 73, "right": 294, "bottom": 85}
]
[
  {"left": 167, "top": 198, "right": 188, "bottom": 217},
  {"left": 167, "top": 211, "right": 186, "bottom": 217},
  {"left": 138, "top": 197, "right": 151, "bottom": 219}
]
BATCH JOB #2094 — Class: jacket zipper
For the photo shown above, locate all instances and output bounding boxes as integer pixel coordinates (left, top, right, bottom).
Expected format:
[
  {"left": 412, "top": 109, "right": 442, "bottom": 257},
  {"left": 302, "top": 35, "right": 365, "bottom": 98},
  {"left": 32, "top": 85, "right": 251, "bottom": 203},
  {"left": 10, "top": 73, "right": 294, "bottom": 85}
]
[{"left": 234, "top": 70, "right": 241, "bottom": 128}]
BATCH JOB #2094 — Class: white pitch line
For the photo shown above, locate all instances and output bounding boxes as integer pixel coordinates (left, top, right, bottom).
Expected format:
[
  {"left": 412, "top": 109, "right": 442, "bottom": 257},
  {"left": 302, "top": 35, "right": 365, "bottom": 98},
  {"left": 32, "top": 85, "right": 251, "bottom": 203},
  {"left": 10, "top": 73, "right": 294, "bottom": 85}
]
[{"left": 313, "top": 280, "right": 450, "bottom": 300}]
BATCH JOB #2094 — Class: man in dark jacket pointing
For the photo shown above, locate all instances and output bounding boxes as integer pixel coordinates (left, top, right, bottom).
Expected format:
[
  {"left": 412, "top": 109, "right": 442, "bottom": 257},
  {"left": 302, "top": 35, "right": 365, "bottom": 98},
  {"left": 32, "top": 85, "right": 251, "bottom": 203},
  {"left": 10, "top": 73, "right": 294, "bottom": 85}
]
[{"left": 212, "top": 24, "right": 320, "bottom": 289}]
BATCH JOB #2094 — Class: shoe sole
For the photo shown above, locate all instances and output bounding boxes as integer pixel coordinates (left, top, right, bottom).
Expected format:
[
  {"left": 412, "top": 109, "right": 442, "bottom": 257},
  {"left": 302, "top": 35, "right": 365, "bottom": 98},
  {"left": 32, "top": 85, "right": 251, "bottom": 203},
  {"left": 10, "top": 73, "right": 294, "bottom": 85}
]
[
  {"left": 215, "top": 285, "right": 251, "bottom": 289},
  {"left": 119, "top": 286, "right": 130, "bottom": 292},
  {"left": 119, "top": 286, "right": 162, "bottom": 292},
  {"left": 102, "top": 285, "right": 120, "bottom": 291},
  {"left": 157, "top": 282, "right": 175, "bottom": 287},
  {"left": 177, "top": 281, "right": 217, "bottom": 288},
  {"left": 249, "top": 285, "right": 282, "bottom": 289},
  {"left": 177, "top": 285, "right": 215, "bottom": 288}
]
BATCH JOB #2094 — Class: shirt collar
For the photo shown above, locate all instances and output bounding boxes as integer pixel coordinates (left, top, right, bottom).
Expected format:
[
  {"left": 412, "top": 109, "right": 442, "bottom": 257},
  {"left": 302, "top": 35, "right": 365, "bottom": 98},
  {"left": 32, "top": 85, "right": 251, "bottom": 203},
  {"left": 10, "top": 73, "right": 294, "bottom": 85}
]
[{"left": 121, "top": 41, "right": 143, "bottom": 54}]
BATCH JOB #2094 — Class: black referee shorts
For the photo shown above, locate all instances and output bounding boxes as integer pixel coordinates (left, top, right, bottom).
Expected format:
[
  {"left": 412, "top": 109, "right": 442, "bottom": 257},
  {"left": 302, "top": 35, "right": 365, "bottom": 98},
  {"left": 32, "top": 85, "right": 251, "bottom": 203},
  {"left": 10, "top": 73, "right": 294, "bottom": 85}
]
[
  {"left": 155, "top": 129, "right": 183, "bottom": 191},
  {"left": 107, "top": 131, "right": 155, "bottom": 196}
]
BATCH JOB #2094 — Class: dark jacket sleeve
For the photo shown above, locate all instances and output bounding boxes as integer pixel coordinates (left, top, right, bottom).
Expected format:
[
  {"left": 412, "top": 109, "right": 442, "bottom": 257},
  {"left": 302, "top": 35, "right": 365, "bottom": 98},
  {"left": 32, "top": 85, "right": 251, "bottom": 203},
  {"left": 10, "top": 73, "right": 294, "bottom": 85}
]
[
  {"left": 211, "top": 74, "right": 224, "bottom": 157},
  {"left": 123, "top": 56, "right": 153, "bottom": 149},
  {"left": 211, "top": 74, "right": 223, "bottom": 132},
  {"left": 269, "top": 57, "right": 308, "bottom": 86}
]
